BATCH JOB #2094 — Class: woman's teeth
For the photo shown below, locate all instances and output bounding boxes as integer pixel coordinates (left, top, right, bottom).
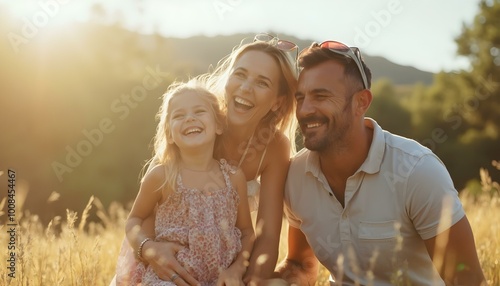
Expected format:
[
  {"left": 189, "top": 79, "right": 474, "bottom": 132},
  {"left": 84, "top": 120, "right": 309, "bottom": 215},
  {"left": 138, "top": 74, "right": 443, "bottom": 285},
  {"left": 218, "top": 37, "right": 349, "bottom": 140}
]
[{"left": 234, "top": 97, "right": 254, "bottom": 109}]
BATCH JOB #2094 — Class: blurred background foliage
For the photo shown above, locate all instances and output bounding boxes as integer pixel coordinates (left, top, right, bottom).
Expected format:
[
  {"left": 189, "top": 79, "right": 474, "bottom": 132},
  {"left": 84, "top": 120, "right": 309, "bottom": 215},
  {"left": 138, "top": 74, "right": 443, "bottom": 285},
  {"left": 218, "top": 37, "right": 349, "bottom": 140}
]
[{"left": 0, "top": 1, "right": 499, "bottom": 223}]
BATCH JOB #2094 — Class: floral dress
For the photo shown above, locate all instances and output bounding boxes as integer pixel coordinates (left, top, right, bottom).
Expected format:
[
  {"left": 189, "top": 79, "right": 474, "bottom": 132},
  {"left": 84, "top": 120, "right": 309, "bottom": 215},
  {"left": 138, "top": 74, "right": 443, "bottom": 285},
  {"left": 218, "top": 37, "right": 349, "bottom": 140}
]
[{"left": 132, "top": 159, "right": 242, "bottom": 286}]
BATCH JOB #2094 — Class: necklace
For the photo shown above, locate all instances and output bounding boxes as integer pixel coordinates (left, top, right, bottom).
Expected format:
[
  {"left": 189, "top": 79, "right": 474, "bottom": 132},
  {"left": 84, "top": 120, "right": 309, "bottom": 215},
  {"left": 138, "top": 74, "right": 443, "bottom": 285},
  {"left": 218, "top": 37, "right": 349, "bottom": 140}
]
[{"left": 238, "top": 134, "right": 254, "bottom": 168}]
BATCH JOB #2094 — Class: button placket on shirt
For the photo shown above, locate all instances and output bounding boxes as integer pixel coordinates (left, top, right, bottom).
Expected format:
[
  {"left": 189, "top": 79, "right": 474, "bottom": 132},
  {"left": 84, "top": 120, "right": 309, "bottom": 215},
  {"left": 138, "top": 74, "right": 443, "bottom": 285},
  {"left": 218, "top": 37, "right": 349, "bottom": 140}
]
[
  {"left": 340, "top": 210, "right": 350, "bottom": 242},
  {"left": 340, "top": 177, "right": 358, "bottom": 242}
]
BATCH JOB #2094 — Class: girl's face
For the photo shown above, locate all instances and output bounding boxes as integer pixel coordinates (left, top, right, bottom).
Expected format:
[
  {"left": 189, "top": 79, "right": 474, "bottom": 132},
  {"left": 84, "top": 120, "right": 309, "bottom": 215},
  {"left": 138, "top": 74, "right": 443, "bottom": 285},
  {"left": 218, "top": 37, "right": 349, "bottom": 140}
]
[
  {"left": 167, "top": 91, "right": 222, "bottom": 150},
  {"left": 224, "top": 50, "right": 283, "bottom": 129}
]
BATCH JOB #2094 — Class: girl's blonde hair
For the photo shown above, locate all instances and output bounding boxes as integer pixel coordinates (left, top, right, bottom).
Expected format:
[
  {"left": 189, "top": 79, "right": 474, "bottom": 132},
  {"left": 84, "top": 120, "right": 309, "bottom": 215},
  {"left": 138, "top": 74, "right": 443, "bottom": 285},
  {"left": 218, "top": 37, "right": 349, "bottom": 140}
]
[
  {"left": 144, "top": 78, "right": 225, "bottom": 193},
  {"left": 201, "top": 40, "right": 298, "bottom": 153}
]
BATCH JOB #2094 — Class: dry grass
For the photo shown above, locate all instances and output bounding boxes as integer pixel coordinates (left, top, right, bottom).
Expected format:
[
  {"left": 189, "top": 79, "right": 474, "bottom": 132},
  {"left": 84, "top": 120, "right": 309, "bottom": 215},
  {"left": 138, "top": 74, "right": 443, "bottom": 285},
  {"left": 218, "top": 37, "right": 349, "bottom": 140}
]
[
  {"left": 459, "top": 165, "right": 500, "bottom": 285},
  {"left": 0, "top": 193, "right": 128, "bottom": 286},
  {"left": 0, "top": 164, "right": 498, "bottom": 286}
]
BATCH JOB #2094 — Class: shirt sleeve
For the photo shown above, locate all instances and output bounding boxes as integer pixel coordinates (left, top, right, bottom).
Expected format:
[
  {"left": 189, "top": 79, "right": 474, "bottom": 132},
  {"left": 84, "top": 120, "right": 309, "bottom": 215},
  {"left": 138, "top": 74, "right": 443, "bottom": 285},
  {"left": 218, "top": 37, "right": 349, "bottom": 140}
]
[{"left": 405, "top": 154, "right": 465, "bottom": 240}]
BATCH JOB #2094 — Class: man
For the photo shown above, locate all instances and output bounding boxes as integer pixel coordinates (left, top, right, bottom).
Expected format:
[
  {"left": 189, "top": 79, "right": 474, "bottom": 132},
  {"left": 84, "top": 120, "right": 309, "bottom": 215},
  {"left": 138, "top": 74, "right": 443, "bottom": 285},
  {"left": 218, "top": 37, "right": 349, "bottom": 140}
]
[{"left": 276, "top": 41, "right": 485, "bottom": 285}]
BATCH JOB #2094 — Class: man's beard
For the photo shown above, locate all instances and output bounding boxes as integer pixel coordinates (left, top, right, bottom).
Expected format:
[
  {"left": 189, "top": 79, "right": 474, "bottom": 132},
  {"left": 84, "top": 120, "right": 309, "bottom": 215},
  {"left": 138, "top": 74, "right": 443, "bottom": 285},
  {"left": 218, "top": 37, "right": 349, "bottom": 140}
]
[
  {"left": 302, "top": 116, "right": 351, "bottom": 152},
  {"left": 301, "top": 99, "right": 353, "bottom": 153}
]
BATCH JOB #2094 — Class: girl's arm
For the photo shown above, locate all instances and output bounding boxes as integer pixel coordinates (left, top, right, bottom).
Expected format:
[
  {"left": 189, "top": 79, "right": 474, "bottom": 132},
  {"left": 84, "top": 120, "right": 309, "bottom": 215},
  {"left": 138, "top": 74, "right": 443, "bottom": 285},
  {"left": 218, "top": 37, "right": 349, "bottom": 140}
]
[
  {"left": 126, "top": 166, "right": 200, "bottom": 285},
  {"left": 217, "top": 168, "right": 255, "bottom": 285},
  {"left": 244, "top": 132, "right": 291, "bottom": 282},
  {"left": 125, "top": 165, "right": 164, "bottom": 258}
]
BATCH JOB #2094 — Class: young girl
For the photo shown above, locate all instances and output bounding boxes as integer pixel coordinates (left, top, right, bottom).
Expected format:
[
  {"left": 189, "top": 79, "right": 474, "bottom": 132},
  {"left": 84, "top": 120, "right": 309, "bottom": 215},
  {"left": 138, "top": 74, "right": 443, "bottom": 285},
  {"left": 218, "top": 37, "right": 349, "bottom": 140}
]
[{"left": 123, "top": 79, "right": 254, "bottom": 286}]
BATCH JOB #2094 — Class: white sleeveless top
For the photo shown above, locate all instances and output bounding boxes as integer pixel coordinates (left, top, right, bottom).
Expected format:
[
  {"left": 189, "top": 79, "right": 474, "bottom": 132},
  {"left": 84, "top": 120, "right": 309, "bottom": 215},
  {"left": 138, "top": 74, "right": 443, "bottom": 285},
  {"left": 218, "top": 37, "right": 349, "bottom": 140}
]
[{"left": 238, "top": 135, "right": 269, "bottom": 212}]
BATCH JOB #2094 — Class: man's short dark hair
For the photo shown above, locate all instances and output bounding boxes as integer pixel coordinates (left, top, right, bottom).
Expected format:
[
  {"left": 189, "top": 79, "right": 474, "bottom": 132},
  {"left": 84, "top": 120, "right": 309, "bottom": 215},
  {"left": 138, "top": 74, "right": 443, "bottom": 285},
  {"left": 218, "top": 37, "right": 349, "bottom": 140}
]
[{"left": 298, "top": 44, "right": 372, "bottom": 90}]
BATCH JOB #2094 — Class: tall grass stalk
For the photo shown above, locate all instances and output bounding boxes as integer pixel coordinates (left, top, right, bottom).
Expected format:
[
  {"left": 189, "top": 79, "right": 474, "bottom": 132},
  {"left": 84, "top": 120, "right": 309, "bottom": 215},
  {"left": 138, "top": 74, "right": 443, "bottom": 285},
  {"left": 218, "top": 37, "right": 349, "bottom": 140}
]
[{"left": 0, "top": 164, "right": 498, "bottom": 285}]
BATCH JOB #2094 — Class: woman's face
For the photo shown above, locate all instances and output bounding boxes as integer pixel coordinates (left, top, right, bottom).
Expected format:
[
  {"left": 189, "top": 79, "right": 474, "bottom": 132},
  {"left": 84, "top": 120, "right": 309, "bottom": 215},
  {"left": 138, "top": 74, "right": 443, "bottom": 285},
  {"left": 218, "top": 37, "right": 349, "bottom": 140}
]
[{"left": 224, "top": 50, "right": 282, "bottom": 129}]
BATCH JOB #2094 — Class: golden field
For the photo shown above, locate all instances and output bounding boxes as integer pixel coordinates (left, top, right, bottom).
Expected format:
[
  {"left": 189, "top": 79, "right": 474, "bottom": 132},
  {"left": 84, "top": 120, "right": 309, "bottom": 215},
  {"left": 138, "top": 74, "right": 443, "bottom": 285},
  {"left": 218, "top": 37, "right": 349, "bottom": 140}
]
[{"left": 0, "top": 165, "right": 499, "bottom": 286}]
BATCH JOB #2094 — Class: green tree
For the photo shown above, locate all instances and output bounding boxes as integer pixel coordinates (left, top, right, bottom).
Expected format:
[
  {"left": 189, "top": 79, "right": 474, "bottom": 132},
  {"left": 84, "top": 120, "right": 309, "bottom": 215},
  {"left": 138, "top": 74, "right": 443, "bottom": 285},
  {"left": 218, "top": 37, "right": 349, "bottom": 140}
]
[
  {"left": 455, "top": 0, "right": 500, "bottom": 140},
  {"left": 403, "top": 0, "right": 500, "bottom": 189},
  {"left": 367, "top": 78, "right": 412, "bottom": 136},
  {"left": 454, "top": 0, "right": 500, "bottom": 185}
]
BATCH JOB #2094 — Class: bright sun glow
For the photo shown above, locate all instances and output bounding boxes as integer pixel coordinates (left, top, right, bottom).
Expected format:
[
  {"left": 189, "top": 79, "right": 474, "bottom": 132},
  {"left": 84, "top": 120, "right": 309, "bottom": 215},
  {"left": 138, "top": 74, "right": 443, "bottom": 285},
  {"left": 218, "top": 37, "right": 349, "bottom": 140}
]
[
  {"left": 4, "top": 1, "right": 86, "bottom": 31},
  {"left": 2, "top": 1, "right": 92, "bottom": 54}
]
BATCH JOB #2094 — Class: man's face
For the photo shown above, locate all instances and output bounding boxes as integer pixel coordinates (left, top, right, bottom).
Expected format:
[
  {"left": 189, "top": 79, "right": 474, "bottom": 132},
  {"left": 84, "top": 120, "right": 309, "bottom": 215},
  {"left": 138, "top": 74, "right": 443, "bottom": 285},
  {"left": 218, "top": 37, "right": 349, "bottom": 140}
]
[{"left": 295, "top": 60, "right": 354, "bottom": 152}]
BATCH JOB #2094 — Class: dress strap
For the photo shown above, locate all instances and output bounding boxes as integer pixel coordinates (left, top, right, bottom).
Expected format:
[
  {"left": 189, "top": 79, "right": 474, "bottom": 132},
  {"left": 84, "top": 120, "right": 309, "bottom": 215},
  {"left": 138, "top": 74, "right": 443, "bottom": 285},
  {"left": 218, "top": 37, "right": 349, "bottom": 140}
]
[
  {"left": 238, "top": 134, "right": 253, "bottom": 168},
  {"left": 253, "top": 133, "right": 273, "bottom": 180},
  {"left": 254, "top": 145, "right": 268, "bottom": 180},
  {"left": 219, "top": 159, "right": 236, "bottom": 189},
  {"left": 237, "top": 132, "right": 272, "bottom": 180},
  {"left": 176, "top": 174, "right": 183, "bottom": 188}
]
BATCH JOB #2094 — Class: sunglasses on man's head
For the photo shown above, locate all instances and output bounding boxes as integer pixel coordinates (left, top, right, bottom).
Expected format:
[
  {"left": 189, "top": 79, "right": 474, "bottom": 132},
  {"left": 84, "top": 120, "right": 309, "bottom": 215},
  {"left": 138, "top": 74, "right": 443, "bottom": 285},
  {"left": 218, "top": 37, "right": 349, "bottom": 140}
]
[
  {"left": 253, "top": 33, "right": 299, "bottom": 71},
  {"left": 308, "top": 41, "right": 369, "bottom": 90}
]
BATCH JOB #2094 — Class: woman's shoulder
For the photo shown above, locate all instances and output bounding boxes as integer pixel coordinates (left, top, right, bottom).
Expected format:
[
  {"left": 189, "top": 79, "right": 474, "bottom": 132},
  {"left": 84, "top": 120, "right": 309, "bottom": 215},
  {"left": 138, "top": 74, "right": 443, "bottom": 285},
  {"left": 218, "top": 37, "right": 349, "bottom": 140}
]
[{"left": 266, "top": 130, "right": 292, "bottom": 157}]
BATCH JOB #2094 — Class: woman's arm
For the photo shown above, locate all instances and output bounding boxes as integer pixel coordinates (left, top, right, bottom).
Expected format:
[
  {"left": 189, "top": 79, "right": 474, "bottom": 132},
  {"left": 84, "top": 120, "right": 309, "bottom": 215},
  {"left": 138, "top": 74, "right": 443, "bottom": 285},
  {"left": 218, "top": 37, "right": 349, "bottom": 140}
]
[
  {"left": 217, "top": 168, "right": 255, "bottom": 285},
  {"left": 244, "top": 133, "right": 291, "bottom": 282},
  {"left": 140, "top": 217, "right": 199, "bottom": 285}
]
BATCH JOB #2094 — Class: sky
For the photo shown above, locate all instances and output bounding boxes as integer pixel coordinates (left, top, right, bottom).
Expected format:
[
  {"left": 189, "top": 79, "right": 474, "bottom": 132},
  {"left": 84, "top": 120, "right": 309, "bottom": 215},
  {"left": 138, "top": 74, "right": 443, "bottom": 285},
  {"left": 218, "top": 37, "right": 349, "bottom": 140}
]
[{"left": 3, "top": 0, "right": 481, "bottom": 73}]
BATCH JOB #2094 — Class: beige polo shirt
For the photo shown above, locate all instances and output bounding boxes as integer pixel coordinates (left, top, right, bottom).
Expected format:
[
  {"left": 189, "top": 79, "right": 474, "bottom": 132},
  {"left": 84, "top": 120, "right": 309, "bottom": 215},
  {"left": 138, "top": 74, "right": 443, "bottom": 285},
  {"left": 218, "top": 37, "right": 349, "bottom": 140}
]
[{"left": 284, "top": 118, "right": 465, "bottom": 286}]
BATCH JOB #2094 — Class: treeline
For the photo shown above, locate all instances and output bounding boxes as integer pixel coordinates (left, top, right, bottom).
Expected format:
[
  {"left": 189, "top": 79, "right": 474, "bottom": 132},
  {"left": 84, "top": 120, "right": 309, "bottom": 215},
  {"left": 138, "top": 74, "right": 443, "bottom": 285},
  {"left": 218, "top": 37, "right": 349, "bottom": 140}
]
[
  {"left": 0, "top": 1, "right": 498, "bottom": 222},
  {"left": 367, "top": 0, "right": 500, "bottom": 195}
]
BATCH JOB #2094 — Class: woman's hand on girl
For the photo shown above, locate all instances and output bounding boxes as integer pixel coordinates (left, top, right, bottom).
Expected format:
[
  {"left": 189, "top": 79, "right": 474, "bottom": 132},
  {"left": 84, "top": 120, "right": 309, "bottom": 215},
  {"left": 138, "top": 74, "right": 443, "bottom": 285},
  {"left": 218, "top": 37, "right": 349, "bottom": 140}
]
[{"left": 142, "top": 240, "right": 200, "bottom": 286}]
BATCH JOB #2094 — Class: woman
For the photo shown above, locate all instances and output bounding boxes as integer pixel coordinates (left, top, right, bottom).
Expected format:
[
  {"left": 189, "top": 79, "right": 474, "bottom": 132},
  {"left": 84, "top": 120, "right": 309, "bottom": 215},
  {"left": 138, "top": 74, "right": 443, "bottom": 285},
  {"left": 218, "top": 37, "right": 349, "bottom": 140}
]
[{"left": 115, "top": 35, "right": 298, "bottom": 285}]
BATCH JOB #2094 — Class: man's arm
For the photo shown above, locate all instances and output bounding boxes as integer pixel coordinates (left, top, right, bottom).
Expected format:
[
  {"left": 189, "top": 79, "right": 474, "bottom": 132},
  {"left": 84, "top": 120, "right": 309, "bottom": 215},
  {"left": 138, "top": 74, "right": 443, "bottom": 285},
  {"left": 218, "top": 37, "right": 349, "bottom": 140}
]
[
  {"left": 275, "top": 225, "right": 319, "bottom": 285},
  {"left": 424, "top": 215, "right": 486, "bottom": 285}
]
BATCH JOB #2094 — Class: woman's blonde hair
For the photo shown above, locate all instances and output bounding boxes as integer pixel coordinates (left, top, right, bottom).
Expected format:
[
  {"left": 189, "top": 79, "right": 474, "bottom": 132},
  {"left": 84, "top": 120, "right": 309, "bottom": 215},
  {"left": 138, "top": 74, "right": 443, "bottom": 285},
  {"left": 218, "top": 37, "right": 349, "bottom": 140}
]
[
  {"left": 143, "top": 78, "right": 225, "bottom": 193},
  {"left": 201, "top": 40, "right": 298, "bottom": 153}
]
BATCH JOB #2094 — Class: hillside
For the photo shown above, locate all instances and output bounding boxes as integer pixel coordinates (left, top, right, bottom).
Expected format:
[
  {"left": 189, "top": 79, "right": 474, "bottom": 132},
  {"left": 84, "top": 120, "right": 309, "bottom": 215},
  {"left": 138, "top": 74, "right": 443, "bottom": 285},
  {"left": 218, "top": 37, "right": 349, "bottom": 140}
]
[{"left": 157, "top": 33, "right": 434, "bottom": 85}]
